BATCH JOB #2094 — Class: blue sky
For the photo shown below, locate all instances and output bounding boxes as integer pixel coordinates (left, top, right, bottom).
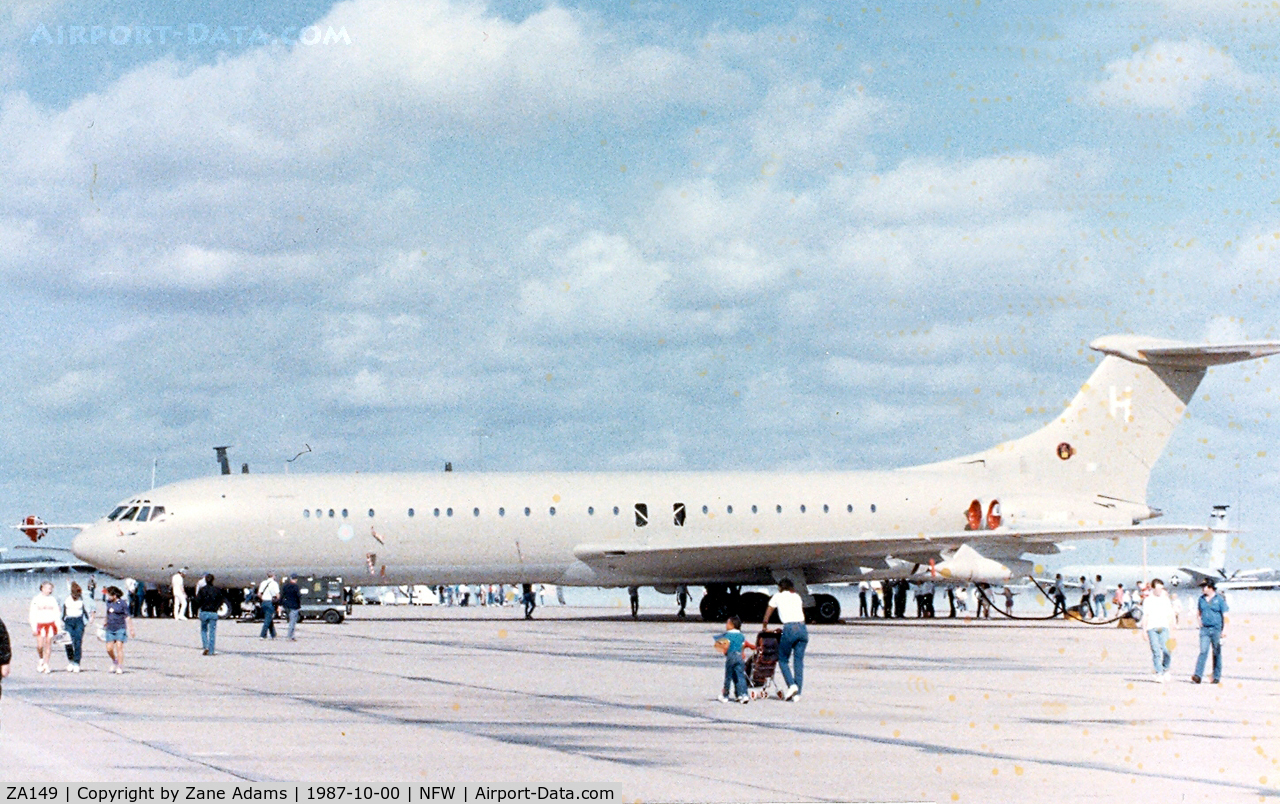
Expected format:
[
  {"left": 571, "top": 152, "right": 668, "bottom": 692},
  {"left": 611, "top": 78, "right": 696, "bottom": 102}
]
[{"left": 2, "top": 0, "right": 1279, "bottom": 571}]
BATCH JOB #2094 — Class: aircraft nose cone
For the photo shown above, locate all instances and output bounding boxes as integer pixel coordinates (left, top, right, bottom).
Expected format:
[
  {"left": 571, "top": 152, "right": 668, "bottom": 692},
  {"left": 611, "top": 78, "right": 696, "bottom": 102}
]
[{"left": 72, "top": 526, "right": 111, "bottom": 569}]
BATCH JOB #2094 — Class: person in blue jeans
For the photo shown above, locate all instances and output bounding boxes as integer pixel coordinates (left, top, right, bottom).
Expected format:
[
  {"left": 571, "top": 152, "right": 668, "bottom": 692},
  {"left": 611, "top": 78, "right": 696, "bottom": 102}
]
[
  {"left": 1192, "top": 579, "right": 1229, "bottom": 684},
  {"left": 61, "top": 582, "right": 92, "bottom": 672},
  {"left": 194, "top": 575, "right": 227, "bottom": 655},
  {"left": 714, "top": 615, "right": 755, "bottom": 703},
  {"left": 763, "top": 579, "right": 809, "bottom": 701},
  {"left": 280, "top": 575, "right": 302, "bottom": 640},
  {"left": 258, "top": 573, "right": 280, "bottom": 639}
]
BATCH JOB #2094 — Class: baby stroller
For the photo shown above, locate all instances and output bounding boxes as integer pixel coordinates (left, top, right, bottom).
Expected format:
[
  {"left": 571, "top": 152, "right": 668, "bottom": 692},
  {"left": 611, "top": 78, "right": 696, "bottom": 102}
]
[{"left": 745, "top": 629, "right": 784, "bottom": 700}]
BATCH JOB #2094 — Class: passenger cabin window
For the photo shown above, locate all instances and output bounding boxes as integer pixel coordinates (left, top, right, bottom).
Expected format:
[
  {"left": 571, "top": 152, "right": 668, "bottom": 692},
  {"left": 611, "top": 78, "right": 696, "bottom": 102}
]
[
  {"left": 635, "top": 503, "right": 648, "bottom": 527},
  {"left": 673, "top": 503, "right": 686, "bottom": 526},
  {"left": 612, "top": 506, "right": 619, "bottom": 515}
]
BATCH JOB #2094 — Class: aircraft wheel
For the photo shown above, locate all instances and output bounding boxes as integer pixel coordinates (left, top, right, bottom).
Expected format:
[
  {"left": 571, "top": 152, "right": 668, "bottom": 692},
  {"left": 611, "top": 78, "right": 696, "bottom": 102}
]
[
  {"left": 809, "top": 594, "right": 841, "bottom": 624},
  {"left": 736, "top": 591, "right": 770, "bottom": 624},
  {"left": 700, "top": 592, "right": 729, "bottom": 622}
]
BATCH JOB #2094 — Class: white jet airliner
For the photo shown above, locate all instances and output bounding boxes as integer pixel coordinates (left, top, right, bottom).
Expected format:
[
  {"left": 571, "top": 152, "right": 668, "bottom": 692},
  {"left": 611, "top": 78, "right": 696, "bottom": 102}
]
[{"left": 68, "top": 334, "right": 1280, "bottom": 623}]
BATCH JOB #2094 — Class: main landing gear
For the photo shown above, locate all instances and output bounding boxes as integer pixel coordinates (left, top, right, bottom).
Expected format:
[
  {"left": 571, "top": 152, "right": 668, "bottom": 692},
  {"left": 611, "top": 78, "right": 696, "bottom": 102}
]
[{"left": 699, "top": 585, "right": 842, "bottom": 625}]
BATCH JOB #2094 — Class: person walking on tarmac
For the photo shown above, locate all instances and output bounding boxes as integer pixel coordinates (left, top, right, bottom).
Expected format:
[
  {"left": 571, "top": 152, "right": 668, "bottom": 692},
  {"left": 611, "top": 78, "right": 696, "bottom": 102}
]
[
  {"left": 0, "top": 613, "right": 10, "bottom": 705},
  {"left": 194, "top": 575, "right": 226, "bottom": 655},
  {"left": 1140, "top": 578, "right": 1175, "bottom": 682},
  {"left": 628, "top": 586, "right": 640, "bottom": 619},
  {"left": 280, "top": 574, "right": 302, "bottom": 640},
  {"left": 61, "top": 582, "right": 92, "bottom": 672},
  {"left": 102, "top": 586, "right": 135, "bottom": 674},
  {"left": 28, "top": 581, "right": 60, "bottom": 674},
  {"left": 258, "top": 573, "right": 280, "bottom": 640},
  {"left": 762, "top": 579, "right": 807, "bottom": 702},
  {"left": 676, "top": 585, "right": 689, "bottom": 619},
  {"left": 171, "top": 570, "right": 189, "bottom": 620},
  {"left": 1192, "top": 579, "right": 1229, "bottom": 684},
  {"left": 522, "top": 583, "right": 536, "bottom": 619},
  {"left": 1051, "top": 574, "right": 1068, "bottom": 617}
]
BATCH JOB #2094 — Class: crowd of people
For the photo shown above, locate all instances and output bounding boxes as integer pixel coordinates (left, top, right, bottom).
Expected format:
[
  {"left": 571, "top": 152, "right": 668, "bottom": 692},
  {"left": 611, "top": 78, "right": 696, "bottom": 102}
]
[
  {"left": 855, "top": 579, "right": 1015, "bottom": 619},
  {"left": 0, "top": 572, "right": 1237, "bottom": 707}
]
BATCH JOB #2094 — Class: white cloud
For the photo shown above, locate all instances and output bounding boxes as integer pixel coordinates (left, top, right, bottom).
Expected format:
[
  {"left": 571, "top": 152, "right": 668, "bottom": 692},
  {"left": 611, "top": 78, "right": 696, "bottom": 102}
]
[
  {"left": 517, "top": 232, "right": 672, "bottom": 335},
  {"left": 749, "top": 82, "right": 887, "bottom": 172},
  {"left": 33, "top": 368, "right": 114, "bottom": 412},
  {"left": 0, "top": 0, "right": 744, "bottom": 295},
  {"left": 842, "top": 153, "right": 1094, "bottom": 224},
  {"left": 1086, "top": 39, "right": 1249, "bottom": 112}
]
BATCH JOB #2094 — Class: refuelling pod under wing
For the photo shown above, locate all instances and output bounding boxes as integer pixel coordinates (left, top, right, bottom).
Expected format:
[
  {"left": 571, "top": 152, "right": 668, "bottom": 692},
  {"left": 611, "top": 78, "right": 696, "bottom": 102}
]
[{"left": 923, "top": 544, "right": 1033, "bottom": 583}]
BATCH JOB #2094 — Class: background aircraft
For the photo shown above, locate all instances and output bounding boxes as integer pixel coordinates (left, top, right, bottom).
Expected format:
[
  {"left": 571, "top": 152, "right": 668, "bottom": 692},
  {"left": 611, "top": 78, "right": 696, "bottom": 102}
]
[
  {"left": 1052, "top": 507, "right": 1279, "bottom": 591},
  {"left": 1, "top": 516, "right": 95, "bottom": 574}
]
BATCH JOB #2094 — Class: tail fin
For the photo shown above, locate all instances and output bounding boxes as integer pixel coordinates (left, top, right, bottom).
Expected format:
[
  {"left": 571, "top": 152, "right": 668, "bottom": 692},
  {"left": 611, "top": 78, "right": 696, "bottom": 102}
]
[
  {"left": 1208, "top": 531, "right": 1228, "bottom": 573},
  {"left": 968, "top": 335, "right": 1280, "bottom": 511}
]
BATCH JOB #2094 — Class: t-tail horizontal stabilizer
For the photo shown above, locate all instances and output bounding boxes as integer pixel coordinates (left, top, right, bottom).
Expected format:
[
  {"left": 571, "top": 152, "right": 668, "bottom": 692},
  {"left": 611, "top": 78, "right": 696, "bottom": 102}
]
[{"left": 1090, "top": 335, "right": 1280, "bottom": 367}]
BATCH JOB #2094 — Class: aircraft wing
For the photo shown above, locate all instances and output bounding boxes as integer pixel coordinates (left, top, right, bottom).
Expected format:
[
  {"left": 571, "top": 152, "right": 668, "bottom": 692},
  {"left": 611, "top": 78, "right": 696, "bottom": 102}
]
[
  {"left": 0, "top": 557, "right": 97, "bottom": 573},
  {"left": 573, "top": 524, "right": 1214, "bottom": 581},
  {"left": 1218, "top": 577, "right": 1280, "bottom": 591}
]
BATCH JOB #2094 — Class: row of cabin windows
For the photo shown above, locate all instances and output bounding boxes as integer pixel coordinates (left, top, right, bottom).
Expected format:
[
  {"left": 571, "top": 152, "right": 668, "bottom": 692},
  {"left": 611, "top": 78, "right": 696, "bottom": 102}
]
[{"left": 301, "top": 502, "right": 879, "bottom": 525}]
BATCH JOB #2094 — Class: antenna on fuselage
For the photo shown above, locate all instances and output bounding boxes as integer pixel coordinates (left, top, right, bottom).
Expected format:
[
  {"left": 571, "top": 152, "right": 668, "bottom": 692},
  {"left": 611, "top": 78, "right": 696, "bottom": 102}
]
[
  {"left": 214, "top": 446, "right": 231, "bottom": 476},
  {"left": 285, "top": 444, "right": 311, "bottom": 473}
]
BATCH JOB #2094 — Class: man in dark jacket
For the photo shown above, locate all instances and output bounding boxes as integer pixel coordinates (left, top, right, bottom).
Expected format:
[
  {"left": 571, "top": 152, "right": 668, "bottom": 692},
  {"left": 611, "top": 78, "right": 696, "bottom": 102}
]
[
  {"left": 280, "top": 574, "right": 303, "bottom": 640},
  {"left": 194, "top": 575, "right": 227, "bottom": 655},
  {"left": 0, "top": 614, "right": 11, "bottom": 701}
]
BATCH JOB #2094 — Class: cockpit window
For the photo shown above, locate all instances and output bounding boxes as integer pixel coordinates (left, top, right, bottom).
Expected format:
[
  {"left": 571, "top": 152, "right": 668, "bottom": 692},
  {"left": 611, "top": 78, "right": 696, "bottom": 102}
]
[
  {"left": 106, "top": 505, "right": 127, "bottom": 521},
  {"left": 119, "top": 506, "right": 140, "bottom": 521},
  {"left": 136, "top": 506, "right": 151, "bottom": 522},
  {"left": 151, "top": 506, "right": 165, "bottom": 520}
]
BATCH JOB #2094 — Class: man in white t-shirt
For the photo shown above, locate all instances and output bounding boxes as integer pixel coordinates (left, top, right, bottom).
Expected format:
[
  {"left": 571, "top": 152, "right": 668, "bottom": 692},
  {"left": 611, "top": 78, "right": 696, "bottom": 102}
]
[
  {"left": 1140, "top": 578, "right": 1175, "bottom": 682},
  {"left": 762, "top": 579, "right": 807, "bottom": 701},
  {"left": 257, "top": 573, "right": 280, "bottom": 640}
]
